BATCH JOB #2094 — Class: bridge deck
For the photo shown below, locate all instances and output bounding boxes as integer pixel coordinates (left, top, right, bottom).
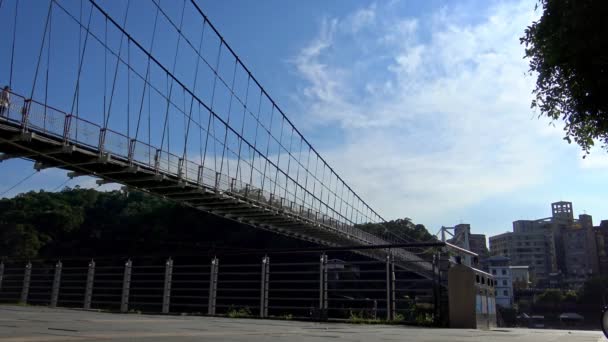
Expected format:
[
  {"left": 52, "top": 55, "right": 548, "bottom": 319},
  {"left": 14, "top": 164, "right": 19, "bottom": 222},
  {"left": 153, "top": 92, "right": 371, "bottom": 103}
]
[{"left": 0, "top": 93, "right": 432, "bottom": 276}]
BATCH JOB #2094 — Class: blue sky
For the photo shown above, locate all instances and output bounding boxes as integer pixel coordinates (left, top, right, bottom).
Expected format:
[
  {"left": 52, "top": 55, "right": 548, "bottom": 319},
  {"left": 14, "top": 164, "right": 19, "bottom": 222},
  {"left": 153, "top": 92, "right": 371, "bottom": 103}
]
[{"left": 1, "top": 0, "right": 607, "bottom": 239}]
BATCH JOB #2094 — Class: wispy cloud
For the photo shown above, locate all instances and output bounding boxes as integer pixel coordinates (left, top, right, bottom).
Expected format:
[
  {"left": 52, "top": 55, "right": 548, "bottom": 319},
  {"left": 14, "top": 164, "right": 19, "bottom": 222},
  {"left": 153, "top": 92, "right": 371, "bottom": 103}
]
[{"left": 291, "top": 1, "right": 560, "bottom": 226}]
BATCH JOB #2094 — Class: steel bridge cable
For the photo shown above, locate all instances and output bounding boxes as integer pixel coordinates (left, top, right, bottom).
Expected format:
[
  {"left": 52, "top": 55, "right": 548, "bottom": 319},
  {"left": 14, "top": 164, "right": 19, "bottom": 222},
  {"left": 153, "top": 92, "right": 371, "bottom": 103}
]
[
  {"left": 202, "top": 39, "right": 224, "bottom": 177},
  {"left": 51, "top": 177, "right": 71, "bottom": 192},
  {"left": 76, "top": 0, "right": 82, "bottom": 117},
  {"left": 8, "top": 0, "right": 18, "bottom": 88},
  {"left": 0, "top": 170, "right": 38, "bottom": 197},
  {"left": 85, "top": 0, "right": 387, "bottom": 232},
  {"left": 151, "top": 0, "right": 201, "bottom": 168},
  {"left": 43, "top": 4, "right": 53, "bottom": 123},
  {"left": 186, "top": 0, "right": 386, "bottom": 226},
  {"left": 134, "top": 6, "right": 159, "bottom": 143},
  {"left": 158, "top": 0, "right": 187, "bottom": 163},
  {"left": 234, "top": 75, "right": 251, "bottom": 183},
  {"left": 218, "top": 56, "right": 238, "bottom": 180},
  {"left": 104, "top": 0, "right": 131, "bottom": 132},
  {"left": 68, "top": 2, "right": 94, "bottom": 117},
  {"left": 103, "top": 17, "right": 107, "bottom": 129},
  {"left": 29, "top": 1, "right": 52, "bottom": 102}
]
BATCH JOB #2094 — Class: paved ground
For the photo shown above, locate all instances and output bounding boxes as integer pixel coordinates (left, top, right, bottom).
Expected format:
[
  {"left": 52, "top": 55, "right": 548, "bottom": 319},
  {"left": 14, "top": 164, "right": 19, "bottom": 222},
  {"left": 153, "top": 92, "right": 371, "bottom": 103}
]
[{"left": 0, "top": 305, "right": 604, "bottom": 341}]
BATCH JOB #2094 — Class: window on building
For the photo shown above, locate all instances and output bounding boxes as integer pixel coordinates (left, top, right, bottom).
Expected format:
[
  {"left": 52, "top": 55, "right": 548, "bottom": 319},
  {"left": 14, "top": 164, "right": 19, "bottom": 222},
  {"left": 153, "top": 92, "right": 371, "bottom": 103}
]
[
  {"left": 502, "top": 269, "right": 507, "bottom": 275},
  {"left": 503, "top": 290, "right": 509, "bottom": 296},
  {"left": 503, "top": 280, "right": 507, "bottom": 286},
  {"left": 492, "top": 269, "right": 496, "bottom": 275}
]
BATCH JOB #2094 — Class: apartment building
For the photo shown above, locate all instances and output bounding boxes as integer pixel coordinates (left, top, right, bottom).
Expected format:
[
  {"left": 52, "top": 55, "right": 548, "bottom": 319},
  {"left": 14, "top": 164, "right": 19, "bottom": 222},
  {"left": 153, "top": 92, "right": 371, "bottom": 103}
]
[{"left": 489, "top": 202, "right": 599, "bottom": 288}]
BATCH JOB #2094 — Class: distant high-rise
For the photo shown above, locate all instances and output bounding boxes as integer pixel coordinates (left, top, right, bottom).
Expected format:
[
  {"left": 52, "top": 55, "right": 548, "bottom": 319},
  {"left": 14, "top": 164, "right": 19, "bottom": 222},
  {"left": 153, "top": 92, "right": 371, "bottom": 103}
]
[{"left": 489, "top": 201, "right": 599, "bottom": 288}]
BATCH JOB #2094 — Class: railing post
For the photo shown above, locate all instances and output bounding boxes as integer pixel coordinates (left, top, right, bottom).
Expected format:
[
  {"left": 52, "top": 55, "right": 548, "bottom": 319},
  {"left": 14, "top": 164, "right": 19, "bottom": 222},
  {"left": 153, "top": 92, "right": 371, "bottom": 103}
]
[
  {"left": 154, "top": 150, "right": 161, "bottom": 173},
  {"left": 162, "top": 258, "right": 173, "bottom": 314},
  {"left": 128, "top": 139, "right": 136, "bottom": 164},
  {"left": 0, "top": 262, "right": 4, "bottom": 291},
  {"left": 20, "top": 100, "right": 31, "bottom": 133},
  {"left": 120, "top": 260, "right": 132, "bottom": 313},
  {"left": 63, "top": 114, "right": 72, "bottom": 143},
  {"left": 214, "top": 172, "right": 221, "bottom": 190},
  {"left": 98, "top": 128, "right": 106, "bottom": 154},
  {"left": 386, "top": 253, "right": 395, "bottom": 321},
  {"left": 197, "top": 165, "right": 205, "bottom": 186},
  {"left": 84, "top": 260, "right": 95, "bottom": 309},
  {"left": 391, "top": 255, "right": 396, "bottom": 320},
  {"left": 259, "top": 256, "right": 269, "bottom": 318},
  {"left": 177, "top": 159, "right": 184, "bottom": 180},
  {"left": 318, "top": 253, "right": 328, "bottom": 320},
  {"left": 20, "top": 262, "right": 32, "bottom": 304},
  {"left": 207, "top": 257, "right": 219, "bottom": 315},
  {"left": 50, "top": 261, "right": 62, "bottom": 308}
]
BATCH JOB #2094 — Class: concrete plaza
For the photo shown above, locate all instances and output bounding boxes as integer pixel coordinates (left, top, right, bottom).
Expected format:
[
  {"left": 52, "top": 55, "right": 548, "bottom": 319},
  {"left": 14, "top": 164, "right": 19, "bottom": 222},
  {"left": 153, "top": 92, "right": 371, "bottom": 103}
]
[{"left": 0, "top": 305, "right": 604, "bottom": 342}]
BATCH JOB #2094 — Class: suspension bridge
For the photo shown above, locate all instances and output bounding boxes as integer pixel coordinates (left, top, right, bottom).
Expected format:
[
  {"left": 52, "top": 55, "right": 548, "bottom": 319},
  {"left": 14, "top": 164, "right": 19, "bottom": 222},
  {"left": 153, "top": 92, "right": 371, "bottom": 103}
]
[{"left": 0, "top": 0, "right": 435, "bottom": 274}]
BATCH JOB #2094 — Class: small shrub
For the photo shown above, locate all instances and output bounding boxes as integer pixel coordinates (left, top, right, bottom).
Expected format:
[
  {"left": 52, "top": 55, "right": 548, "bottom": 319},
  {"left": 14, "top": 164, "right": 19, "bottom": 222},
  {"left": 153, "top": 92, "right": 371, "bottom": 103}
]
[
  {"left": 415, "top": 313, "right": 434, "bottom": 326},
  {"left": 227, "top": 306, "right": 252, "bottom": 318},
  {"left": 348, "top": 310, "right": 382, "bottom": 324},
  {"left": 280, "top": 313, "right": 293, "bottom": 320}
]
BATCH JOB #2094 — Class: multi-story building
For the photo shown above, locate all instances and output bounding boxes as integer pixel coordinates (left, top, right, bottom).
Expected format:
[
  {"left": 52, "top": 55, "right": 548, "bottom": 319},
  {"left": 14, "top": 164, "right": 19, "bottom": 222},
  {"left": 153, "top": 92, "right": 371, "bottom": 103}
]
[
  {"left": 595, "top": 220, "right": 608, "bottom": 275},
  {"left": 489, "top": 202, "right": 599, "bottom": 288},
  {"left": 562, "top": 214, "right": 599, "bottom": 287},
  {"left": 488, "top": 256, "right": 513, "bottom": 308},
  {"left": 446, "top": 224, "right": 490, "bottom": 270},
  {"left": 489, "top": 229, "right": 553, "bottom": 285}
]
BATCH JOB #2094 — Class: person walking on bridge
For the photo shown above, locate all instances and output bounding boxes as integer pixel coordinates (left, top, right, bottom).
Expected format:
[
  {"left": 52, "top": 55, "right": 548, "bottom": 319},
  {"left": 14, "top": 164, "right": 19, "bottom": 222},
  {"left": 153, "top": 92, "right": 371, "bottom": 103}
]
[{"left": 0, "top": 86, "right": 10, "bottom": 117}]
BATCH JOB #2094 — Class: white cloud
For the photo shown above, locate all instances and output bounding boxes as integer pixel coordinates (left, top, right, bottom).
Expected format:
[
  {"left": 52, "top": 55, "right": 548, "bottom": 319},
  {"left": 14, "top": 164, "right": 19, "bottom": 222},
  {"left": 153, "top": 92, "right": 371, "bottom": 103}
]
[
  {"left": 291, "top": 0, "right": 557, "bottom": 226},
  {"left": 343, "top": 4, "right": 376, "bottom": 33}
]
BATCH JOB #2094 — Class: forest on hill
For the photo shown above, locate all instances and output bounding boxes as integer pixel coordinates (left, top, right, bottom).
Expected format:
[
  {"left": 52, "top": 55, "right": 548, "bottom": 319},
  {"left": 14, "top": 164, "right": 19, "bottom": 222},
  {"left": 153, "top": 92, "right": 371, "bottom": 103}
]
[{"left": 0, "top": 188, "right": 434, "bottom": 260}]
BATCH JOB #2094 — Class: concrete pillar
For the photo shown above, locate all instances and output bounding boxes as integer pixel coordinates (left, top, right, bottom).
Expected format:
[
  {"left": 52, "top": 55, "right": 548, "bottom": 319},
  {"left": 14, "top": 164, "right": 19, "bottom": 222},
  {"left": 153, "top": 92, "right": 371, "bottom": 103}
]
[
  {"left": 84, "top": 260, "right": 95, "bottom": 309},
  {"left": 20, "top": 262, "right": 32, "bottom": 304},
  {"left": 50, "top": 261, "right": 62, "bottom": 308},
  {"left": 318, "top": 254, "right": 328, "bottom": 320},
  {"left": 259, "top": 256, "right": 269, "bottom": 318},
  {"left": 162, "top": 258, "right": 173, "bottom": 314},
  {"left": 120, "top": 260, "right": 132, "bottom": 313},
  {"left": 207, "top": 257, "right": 219, "bottom": 315},
  {"left": 386, "top": 253, "right": 395, "bottom": 320},
  {"left": 0, "top": 262, "right": 4, "bottom": 291}
]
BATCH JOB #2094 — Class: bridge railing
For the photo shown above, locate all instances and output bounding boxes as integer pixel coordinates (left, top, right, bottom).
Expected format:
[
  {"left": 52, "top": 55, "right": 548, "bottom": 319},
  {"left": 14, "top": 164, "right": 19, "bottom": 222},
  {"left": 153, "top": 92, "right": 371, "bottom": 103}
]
[{"left": 0, "top": 249, "right": 447, "bottom": 325}]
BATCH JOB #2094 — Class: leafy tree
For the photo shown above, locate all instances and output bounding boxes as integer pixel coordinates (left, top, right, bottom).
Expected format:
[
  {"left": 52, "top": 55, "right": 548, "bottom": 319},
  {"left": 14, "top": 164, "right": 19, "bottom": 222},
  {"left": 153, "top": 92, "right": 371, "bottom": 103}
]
[
  {"left": 536, "top": 289, "right": 564, "bottom": 305},
  {"left": 521, "top": 0, "right": 608, "bottom": 154},
  {"left": 0, "top": 223, "right": 45, "bottom": 259},
  {"left": 0, "top": 188, "right": 431, "bottom": 260},
  {"left": 356, "top": 218, "right": 435, "bottom": 243},
  {"left": 578, "top": 276, "right": 608, "bottom": 309}
]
